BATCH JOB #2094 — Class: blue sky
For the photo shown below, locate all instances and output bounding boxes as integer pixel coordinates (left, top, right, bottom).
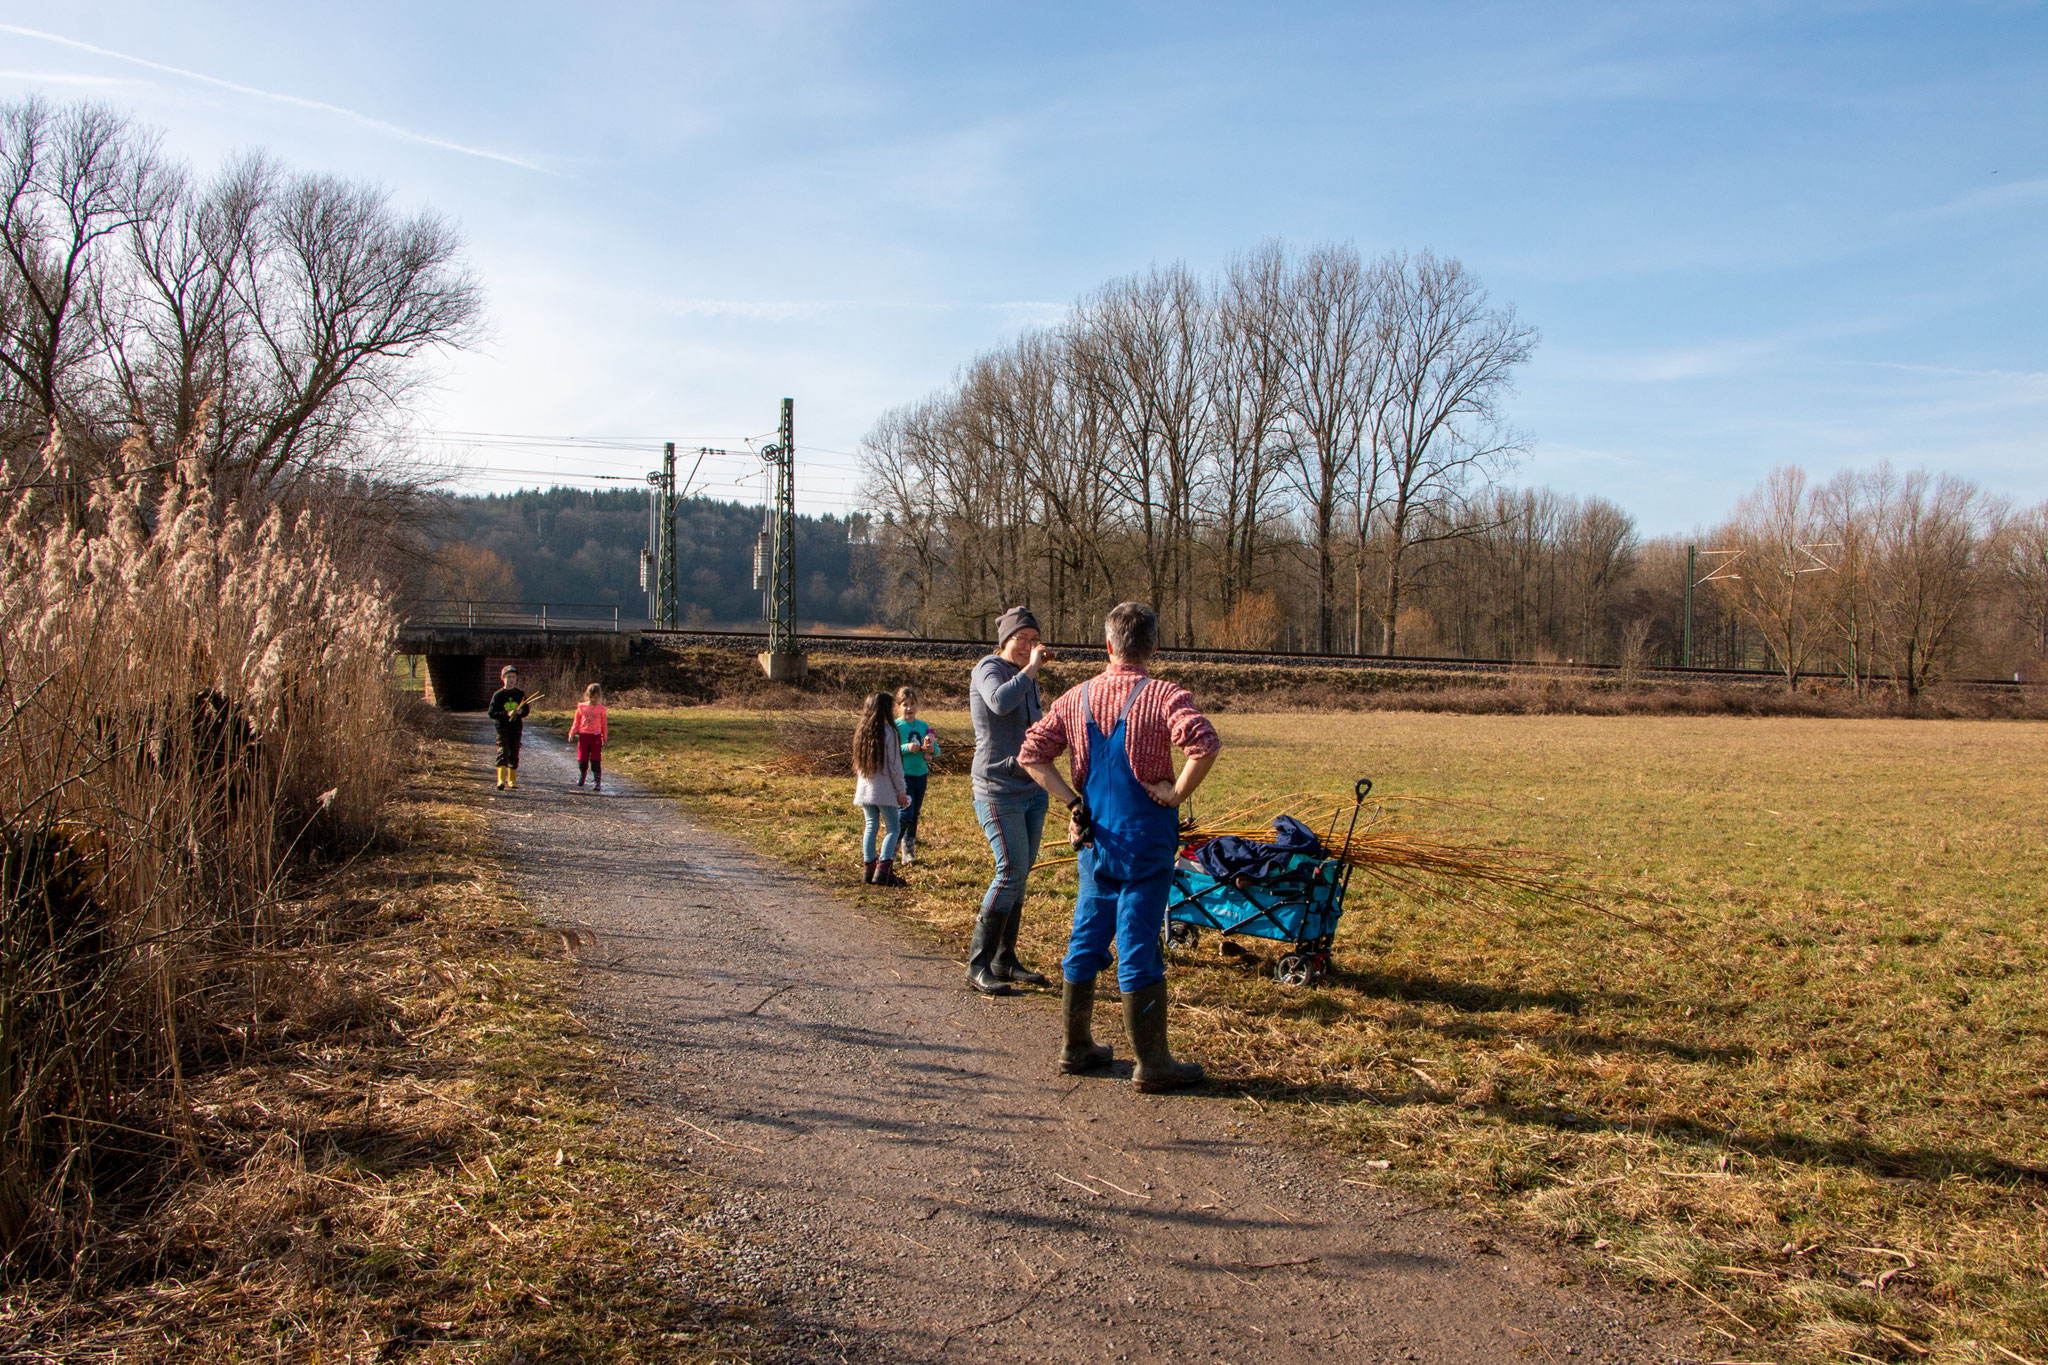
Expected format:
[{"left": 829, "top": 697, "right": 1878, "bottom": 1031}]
[{"left": 3, "top": 1, "right": 2042, "bottom": 533}]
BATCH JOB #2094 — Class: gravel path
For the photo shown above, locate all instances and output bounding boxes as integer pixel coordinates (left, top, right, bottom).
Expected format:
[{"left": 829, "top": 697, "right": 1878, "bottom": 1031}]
[{"left": 474, "top": 718, "right": 1697, "bottom": 1364}]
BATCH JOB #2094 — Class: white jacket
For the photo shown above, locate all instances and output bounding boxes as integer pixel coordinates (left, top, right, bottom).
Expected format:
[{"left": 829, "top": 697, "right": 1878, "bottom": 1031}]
[{"left": 853, "top": 734, "right": 908, "bottom": 807}]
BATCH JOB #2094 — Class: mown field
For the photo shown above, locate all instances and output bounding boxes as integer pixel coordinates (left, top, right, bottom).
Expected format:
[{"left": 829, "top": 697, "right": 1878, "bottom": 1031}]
[{"left": 580, "top": 705, "right": 2048, "bottom": 1365}]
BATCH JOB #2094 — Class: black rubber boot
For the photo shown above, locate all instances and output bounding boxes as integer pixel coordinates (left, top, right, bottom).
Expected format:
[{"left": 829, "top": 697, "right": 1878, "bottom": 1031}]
[
  {"left": 875, "top": 859, "right": 907, "bottom": 888},
  {"left": 1123, "top": 980, "right": 1203, "bottom": 1092},
  {"left": 1059, "top": 978, "right": 1113, "bottom": 1073},
  {"left": 992, "top": 908, "right": 1048, "bottom": 986},
  {"left": 966, "top": 910, "right": 1014, "bottom": 995}
]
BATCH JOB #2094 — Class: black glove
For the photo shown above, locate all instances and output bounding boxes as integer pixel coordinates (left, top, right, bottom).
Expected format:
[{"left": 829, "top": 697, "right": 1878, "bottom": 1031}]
[{"left": 1067, "top": 797, "right": 1094, "bottom": 850}]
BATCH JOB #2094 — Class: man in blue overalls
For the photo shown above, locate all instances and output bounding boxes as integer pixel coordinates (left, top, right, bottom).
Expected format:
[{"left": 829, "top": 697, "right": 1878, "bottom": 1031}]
[{"left": 1021, "top": 602, "right": 1220, "bottom": 1091}]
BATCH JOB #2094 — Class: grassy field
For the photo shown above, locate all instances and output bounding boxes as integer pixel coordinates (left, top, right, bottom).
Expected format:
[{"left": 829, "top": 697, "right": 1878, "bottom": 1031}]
[{"left": 580, "top": 704, "right": 2048, "bottom": 1365}]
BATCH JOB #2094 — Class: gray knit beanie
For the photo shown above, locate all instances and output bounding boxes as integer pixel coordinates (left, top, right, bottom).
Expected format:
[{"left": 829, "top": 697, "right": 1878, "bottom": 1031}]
[{"left": 994, "top": 605, "right": 1041, "bottom": 647}]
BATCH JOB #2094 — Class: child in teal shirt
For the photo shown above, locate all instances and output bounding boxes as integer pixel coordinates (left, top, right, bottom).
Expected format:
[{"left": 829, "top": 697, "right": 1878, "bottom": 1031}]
[{"left": 893, "top": 685, "right": 940, "bottom": 864}]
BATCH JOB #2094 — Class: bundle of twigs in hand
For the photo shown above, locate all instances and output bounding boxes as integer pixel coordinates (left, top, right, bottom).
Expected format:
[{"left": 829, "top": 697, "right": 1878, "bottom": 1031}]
[{"left": 766, "top": 713, "right": 975, "bottom": 777}]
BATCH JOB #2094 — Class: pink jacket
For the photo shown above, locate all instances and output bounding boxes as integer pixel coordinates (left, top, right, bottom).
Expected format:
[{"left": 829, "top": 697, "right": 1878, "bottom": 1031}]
[{"left": 569, "top": 703, "right": 608, "bottom": 743}]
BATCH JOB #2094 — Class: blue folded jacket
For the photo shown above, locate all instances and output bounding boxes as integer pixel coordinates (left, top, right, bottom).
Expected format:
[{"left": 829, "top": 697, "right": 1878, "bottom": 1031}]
[{"left": 1193, "top": 815, "right": 1326, "bottom": 881}]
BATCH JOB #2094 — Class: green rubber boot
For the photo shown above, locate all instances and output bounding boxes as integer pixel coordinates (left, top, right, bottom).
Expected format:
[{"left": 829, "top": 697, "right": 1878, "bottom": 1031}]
[
  {"left": 1123, "top": 980, "right": 1203, "bottom": 1092},
  {"left": 1059, "top": 978, "right": 1114, "bottom": 1073}
]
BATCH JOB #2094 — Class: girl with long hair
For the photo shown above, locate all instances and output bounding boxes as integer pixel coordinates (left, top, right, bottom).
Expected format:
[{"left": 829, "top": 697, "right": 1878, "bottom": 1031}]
[
  {"left": 852, "top": 690, "right": 911, "bottom": 886},
  {"left": 569, "top": 682, "right": 608, "bottom": 790}
]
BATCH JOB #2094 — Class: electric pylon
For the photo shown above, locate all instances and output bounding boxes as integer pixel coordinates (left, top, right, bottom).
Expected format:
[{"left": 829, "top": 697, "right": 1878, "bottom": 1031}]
[{"left": 756, "top": 399, "right": 805, "bottom": 679}]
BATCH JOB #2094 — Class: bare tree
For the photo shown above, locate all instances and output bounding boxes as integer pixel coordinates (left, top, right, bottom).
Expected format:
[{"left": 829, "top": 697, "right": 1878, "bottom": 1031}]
[
  {"left": 1372, "top": 251, "right": 1534, "bottom": 655},
  {"left": 0, "top": 98, "right": 168, "bottom": 498},
  {"left": 1069, "top": 266, "right": 1211, "bottom": 645},
  {"left": 2008, "top": 500, "right": 2048, "bottom": 671},
  {"left": 104, "top": 156, "right": 247, "bottom": 466},
  {"left": 1007, "top": 331, "right": 1116, "bottom": 637},
  {"left": 1203, "top": 242, "right": 1291, "bottom": 621},
  {"left": 1556, "top": 496, "right": 1638, "bottom": 661},
  {"left": 1811, "top": 468, "right": 1882, "bottom": 692},
  {"left": 1277, "top": 243, "right": 1383, "bottom": 653},
  {"left": 858, "top": 402, "right": 948, "bottom": 633},
  {"left": 226, "top": 167, "right": 481, "bottom": 499},
  {"left": 1712, "top": 466, "right": 1829, "bottom": 690},
  {"left": 1, "top": 97, "right": 481, "bottom": 538},
  {"left": 1870, "top": 467, "right": 1989, "bottom": 700}
]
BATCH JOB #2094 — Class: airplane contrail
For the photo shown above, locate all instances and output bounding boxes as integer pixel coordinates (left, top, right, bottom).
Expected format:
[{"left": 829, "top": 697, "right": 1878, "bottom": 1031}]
[{"left": 0, "top": 22, "right": 549, "bottom": 172}]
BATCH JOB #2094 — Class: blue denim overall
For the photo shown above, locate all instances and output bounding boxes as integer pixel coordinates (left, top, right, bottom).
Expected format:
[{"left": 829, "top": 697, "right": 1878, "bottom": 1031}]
[{"left": 1061, "top": 679, "right": 1180, "bottom": 993}]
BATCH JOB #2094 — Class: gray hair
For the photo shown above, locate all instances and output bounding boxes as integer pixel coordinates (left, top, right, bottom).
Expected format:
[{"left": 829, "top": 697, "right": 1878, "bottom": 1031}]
[{"left": 1105, "top": 602, "right": 1158, "bottom": 660}]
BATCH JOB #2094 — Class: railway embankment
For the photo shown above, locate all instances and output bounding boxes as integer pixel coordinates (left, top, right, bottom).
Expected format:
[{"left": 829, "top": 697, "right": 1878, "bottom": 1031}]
[{"left": 526, "top": 632, "right": 2048, "bottom": 719}]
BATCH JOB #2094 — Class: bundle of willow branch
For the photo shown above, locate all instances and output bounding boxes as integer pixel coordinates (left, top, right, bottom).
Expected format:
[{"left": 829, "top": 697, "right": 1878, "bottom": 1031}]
[
  {"left": 1182, "top": 787, "right": 1568, "bottom": 897},
  {"left": 1037, "top": 782, "right": 1678, "bottom": 947},
  {"left": 1187, "top": 815, "right": 1567, "bottom": 898}
]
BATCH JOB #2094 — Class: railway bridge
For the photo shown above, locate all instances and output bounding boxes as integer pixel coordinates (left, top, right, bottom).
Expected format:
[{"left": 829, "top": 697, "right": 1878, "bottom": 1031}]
[{"left": 398, "top": 602, "right": 640, "bottom": 710}]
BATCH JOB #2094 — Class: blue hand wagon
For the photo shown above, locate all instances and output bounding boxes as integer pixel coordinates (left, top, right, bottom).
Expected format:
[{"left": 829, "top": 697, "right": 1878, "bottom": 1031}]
[{"left": 1165, "top": 779, "right": 1372, "bottom": 987}]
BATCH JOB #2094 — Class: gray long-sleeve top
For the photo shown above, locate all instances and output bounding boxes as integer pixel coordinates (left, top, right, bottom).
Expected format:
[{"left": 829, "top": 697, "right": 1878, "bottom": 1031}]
[{"left": 969, "top": 654, "right": 1044, "bottom": 802}]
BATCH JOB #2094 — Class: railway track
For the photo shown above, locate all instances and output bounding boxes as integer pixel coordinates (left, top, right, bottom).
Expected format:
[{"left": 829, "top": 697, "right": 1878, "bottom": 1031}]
[{"left": 638, "top": 628, "right": 2040, "bottom": 692}]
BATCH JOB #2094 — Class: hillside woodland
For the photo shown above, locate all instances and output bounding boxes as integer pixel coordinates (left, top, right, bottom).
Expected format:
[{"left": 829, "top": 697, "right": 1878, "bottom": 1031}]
[{"left": 426, "top": 488, "right": 882, "bottom": 627}]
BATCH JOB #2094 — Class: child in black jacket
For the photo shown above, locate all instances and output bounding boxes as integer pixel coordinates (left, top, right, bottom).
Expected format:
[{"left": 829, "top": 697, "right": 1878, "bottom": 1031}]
[{"left": 487, "top": 665, "right": 531, "bottom": 790}]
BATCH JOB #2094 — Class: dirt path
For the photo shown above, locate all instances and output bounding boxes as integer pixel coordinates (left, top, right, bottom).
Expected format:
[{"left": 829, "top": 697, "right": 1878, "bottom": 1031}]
[{"left": 475, "top": 719, "right": 1696, "bottom": 1364}]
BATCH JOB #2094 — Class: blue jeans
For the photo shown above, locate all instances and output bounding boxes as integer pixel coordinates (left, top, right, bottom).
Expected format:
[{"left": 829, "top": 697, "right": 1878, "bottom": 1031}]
[
  {"left": 974, "top": 790, "right": 1048, "bottom": 918},
  {"left": 860, "top": 803, "right": 902, "bottom": 861},
  {"left": 1062, "top": 846, "right": 1172, "bottom": 993},
  {"left": 901, "top": 773, "right": 929, "bottom": 846}
]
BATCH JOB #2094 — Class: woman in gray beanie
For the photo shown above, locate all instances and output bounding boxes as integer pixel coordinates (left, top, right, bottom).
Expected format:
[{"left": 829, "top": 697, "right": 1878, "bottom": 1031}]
[{"left": 964, "top": 606, "right": 1053, "bottom": 994}]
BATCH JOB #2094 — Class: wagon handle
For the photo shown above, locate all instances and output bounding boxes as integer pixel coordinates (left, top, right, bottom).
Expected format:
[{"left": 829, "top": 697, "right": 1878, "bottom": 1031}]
[
  {"left": 1340, "top": 778, "right": 1371, "bottom": 856},
  {"left": 1335, "top": 777, "right": 1372, "bottom": 901}
]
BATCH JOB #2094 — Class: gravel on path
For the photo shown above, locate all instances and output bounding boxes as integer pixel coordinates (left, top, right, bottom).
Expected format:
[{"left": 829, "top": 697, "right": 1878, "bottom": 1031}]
[{"left": 473, "top": 718, "right": 1697, "bottom": 1364}]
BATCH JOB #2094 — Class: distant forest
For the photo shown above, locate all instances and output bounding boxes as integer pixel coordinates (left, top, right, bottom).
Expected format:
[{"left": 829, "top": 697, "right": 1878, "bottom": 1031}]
[{"left": 431, "top": 488, "right": 883, "bottom": 627}]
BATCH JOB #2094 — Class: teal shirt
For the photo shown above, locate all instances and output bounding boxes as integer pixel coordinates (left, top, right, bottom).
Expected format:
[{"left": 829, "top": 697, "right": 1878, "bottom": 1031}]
[{"left": 895, "top": 717, "right": 938, "bottom": 777}]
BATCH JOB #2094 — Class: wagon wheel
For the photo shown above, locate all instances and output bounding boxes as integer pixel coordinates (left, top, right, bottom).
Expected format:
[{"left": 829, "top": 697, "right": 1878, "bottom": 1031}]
[
  {"left": 1276, "top": 952, "right": 1312, "bottom": 988},
  {"left": 1167, "top": 922, "right": 1200, "bottom": 951},
  {"left": 1307, "top": 952, "right": 1332, "bottom": 983}
]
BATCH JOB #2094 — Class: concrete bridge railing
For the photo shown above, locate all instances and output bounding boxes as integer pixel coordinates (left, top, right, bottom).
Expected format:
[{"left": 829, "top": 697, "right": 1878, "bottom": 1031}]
[{"left": 407, "top": 600, "right": 631, "bottom": 632}]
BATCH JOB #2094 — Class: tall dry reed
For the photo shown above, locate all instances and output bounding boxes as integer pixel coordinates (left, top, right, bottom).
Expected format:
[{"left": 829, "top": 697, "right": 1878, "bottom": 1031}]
[{"left": 0, "top": 427, "right": 399, "bottom": 1278}]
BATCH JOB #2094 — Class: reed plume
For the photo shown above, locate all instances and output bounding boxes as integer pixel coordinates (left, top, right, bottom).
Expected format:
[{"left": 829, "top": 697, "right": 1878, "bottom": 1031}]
[{"left": 1, "top": 423, "right": 400, "bottom": 1278}]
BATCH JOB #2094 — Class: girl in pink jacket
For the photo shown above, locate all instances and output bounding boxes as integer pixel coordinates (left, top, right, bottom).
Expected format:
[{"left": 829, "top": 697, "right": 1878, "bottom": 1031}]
[{"left": 570, "top": 683, "right": 609, "bottom": 791}]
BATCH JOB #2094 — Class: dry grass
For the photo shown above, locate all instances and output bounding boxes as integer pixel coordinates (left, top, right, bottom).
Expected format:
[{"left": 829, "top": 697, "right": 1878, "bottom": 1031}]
[
  {"left": 2, "top": 440, "right": 773, "bottom": 1357},
  {"left": 1, "top": 737, "right": 774, "bottom": 1362},
  {"left": 586, "top": 704, "right": 2048, "bottom": 1365},
  {"left": 2, "top": 440, "right": 405, "bottom": 1271}
]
